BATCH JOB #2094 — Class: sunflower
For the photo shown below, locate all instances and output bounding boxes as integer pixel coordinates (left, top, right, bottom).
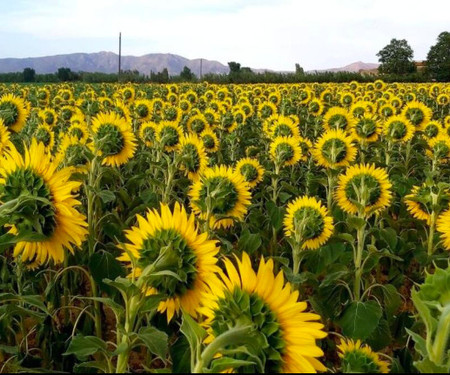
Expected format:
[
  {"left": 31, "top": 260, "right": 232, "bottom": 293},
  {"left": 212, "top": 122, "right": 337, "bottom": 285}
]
[
  {"left": 68, "top": 115, "right": 89, "bottom": 143},
  {"left": 401, "top": 101, "right": 432, "bottom": 131},
  {"left": 322, "top": 107, "right": 354, "bottom": 132},
  {"left": 139, "top": 121, "right": 158, "bottom": 147},
  {"left": 423, "top": 121, "right": 443, "bottom": 140},
  {"left": 59, "top": 105, "right": 81, "bottom": 123},
  {"left": 351, "top": 115, "right": 381, "bottom": 143},
  {"left": 199, "top": 253, "right": 327, "bottom": 373},
  {"left": 378, "top": 103, "right": 396, "bottom": 119},
  {"left": 437, "top": 93, "right": 449, "bottom": 106},
  {"left": 91, "top": 111, "right": 137, "bottom": 167},
  {"left": 189, "top": 165, "right": 251, "bottom": 229},
  {"left": 0, "top": 119, "right": 13, "bottom": 156},
  {"left": 33, "top": 124, "right": 55, "bottom": 153},
  {"left": 157, "top": 121, "right": 183, "bottom": 152},
  {"left": 203, "top": 108, "right": 219, "bottom": 127},
  {"left": 187, "top": 114, "right": 210, "bottom": 135},
  {"left": 121, "top": 86, "right": 135, "bottom": 103},
  {"left": 178, "top": 134, "right": 208, "bottom": 181},
  {"left": 0, "top": 140, "right": 88, "bottom": 267},
  {"left": 258, "top": 101, "right": 278, "bottom": 119},
  {"left": 284, "top": 196, "right": 333, "bottom": 250},
  {"left": 200, "top": 128, "right": 220, "bottom": 153},
  {"left": 162, "top": 105, "right": 182, "bottom": 123},
  {"left": 340, "top": 92, "right": 355, "bottom": 107},
  {"left": 219, "top": 111, "right": 237, "bottom": 133},
  {"left": 270, "top": 136, "right": 303, "bottom": 167},
  {"left": 404, "top": 184, "right": 448, "bottom": 225},
  {"left": 338, "top": 338, "right": 389, "bottom": 373},
  {"left": 133, "top": 99, "right": 152, "bottom": 122},
  {"left": 298, "top": 136, "right": 313, "bottom": 161},
  {"left": 113, "top": 100, "right": 132, "bottom": 122},
  {"left": 308, "top": 99, "right": 324, "bottom": 116},
  {"left": 117, "top": 203, "right": 221, "bottom": 322},
  {"left": 0, "top": 93, "right": 29, "bottom": 132},
  {"left": 235, "top": 157, "right": 265, "bottom": 188},
  {"left": 38, "top": 107, "right": 58, "bottom": 127},
  {"left": 383, "top": 115, "right": 415, "bottom": 143},
  {"left": 55, "top": 135, "right": 90, "bottom": 174},
  {"left": 335, "top": 164, "right": 392, "bottom": 217},
  {"left": 427, "top": 134, "right": 450, "bottom": 160},
  {"left": 437, "top": 210, "right": 450, "bottom": 250},
  {"left": 350, "top": 101, "right": 372, "bottom": 118},
  {"left": 270, "top": 115, "right": 300, "bottom": 139},
  {"left": 312, "top": 129, "right": 357, "bottom": 169}
]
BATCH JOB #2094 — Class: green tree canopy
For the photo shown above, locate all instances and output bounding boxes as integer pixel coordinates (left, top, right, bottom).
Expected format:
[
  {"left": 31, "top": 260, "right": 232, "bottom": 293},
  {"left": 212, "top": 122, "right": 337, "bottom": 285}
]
[
  {"left": 377, "top": 39, "right": 416, "bottom": 75},
  {"left": 228, "top": 62, "right": 241, "bottom": 74},
  {"left": 23, "top": 67, "right": 36, "bottom": 82},
  {"left": 427, "top": 31, "right": 450, "bottom": 82},
  {"left": 180, "top": 66, "right": 195, "bottom": 81}
]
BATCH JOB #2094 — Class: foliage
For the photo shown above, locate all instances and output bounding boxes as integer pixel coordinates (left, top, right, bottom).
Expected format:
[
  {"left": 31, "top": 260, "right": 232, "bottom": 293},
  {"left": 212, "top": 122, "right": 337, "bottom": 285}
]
[
  {"left": 377, "top": 38, "right": 416, "bottom": 75},
  {"left": 427, "top": 31, "right": 450, "bottom": 82}
]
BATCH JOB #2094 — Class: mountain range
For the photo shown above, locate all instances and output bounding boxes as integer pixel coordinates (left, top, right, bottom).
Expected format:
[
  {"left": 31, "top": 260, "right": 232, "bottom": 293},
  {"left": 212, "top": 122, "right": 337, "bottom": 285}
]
[{"left": 0, "top": 52, "right": 379, "bottom": 75}]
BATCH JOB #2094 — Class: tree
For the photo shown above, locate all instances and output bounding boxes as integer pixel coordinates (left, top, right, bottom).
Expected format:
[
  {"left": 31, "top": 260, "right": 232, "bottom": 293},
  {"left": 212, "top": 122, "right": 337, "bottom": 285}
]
[
  {"left": 295, "top": 63, "right": 304, "bottom": 75},
  {"left": 228, "top": 62, "right": 241, "bottom": 74},
  {"left": 377, "top": 39, "right": 416, "bottom": 75},
  {"left": 427, "top": 31, "right": 450, "bottom": 81},
  {"left": 23, "top": 67, "right": 35, "bottom": 82},
  {"left": 180, "top": 66, "right": 195, "bottom": 81},
  {"left": 57, "top": 67, "right": 79, "bottom": 81}
]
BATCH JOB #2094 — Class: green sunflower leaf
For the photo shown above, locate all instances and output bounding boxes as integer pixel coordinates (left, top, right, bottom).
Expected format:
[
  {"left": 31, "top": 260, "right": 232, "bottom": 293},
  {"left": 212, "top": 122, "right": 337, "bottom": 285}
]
[{"left": 338, "top": 300, "right": 382, "bottom": 340}]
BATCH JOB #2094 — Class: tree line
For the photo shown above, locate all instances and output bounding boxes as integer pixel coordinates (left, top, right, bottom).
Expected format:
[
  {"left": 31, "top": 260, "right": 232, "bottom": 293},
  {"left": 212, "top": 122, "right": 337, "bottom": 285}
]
[{"left": 0, "top": 31, "right": 448, "bottom": 84}]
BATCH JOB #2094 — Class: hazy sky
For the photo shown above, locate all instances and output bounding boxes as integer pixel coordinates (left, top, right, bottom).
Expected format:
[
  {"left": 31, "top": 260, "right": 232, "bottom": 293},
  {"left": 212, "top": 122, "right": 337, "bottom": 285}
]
[{"left": 0, "top": 0, "right": 449, "bottom": 71}]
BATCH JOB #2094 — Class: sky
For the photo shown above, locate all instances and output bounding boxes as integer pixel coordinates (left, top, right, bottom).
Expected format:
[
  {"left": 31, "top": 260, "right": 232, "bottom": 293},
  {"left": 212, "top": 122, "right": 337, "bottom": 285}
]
[{"left": 0, "top": 0, "right": 449, "bottom": 71}]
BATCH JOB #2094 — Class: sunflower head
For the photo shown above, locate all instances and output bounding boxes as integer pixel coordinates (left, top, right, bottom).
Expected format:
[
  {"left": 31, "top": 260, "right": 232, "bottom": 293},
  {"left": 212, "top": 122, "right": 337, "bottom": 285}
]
[
  {"left": 352, "top": 115, "right": 380, "bottom": 143},
  {"left": 235, "top": 157, "right": 265, "bottom": 188},
  {"left": 270, "top": 136, "right": 302, "bottom": 167},
  {"left": 0, "top": 94, "right": 29, "bottom": 132},
  {"left": 0, "top": 140, "right": 87, "bottom": 266},
  {"left": 423, "top": 121, "right": 442, "bottom": 140},
  {"left": 92, "top": 111, "right": 137, "bottom": 166},
  {"left": 133, "top": 99, "right": 152, "bottom": 121},
  {"left": 323, "top": 107, "right": 354, "bottom": 132},
  {"left": 402, "top": 101, "right": 432, "bottom": 131},
  {"left": 118, "top": 203, "right": 220, "bottom": 322},
  {"left": 284, "top": 196, "right": 334, "bottom": 249},
  {"left": 335, "top": 164, "right": 392, "bottom": 217},
  {"left": 427, "top": 135, "right": 450, "bottom": 160},
  {"left": 189, "top": 165, "right": 251, "bottom": 229},
  {"left": 200, "top": 253, "right": 327, "bottom": 373},
  {"left": 338, "top": 338, "right": 389, "bottom": 373},
  {"left": 157, "top": 121, "right": 183, "bottom": 152},
  {"left": 55, "top": 135, "right": 90, "bottom": 173},
  {"left": 383, "top": 115, "right": 415, "bottom": 143},
  {"left": 312, "top": 129, "right": 357, "bottom": 169},
  {"left": 139, "top": 121, "right": 158, "bottom": 147},
  {"left": 178, "top": 134, "right": 208, "bottom": 181}
]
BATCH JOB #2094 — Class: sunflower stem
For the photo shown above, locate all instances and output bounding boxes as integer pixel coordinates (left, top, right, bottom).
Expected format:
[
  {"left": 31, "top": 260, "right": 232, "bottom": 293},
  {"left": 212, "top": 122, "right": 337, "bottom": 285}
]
[
  {"left": 116, "top": 294, "right": 140, "bottom": 373},
  {"left": 192, "top": 325, "right": 254, "bottom": 373},
  {"left": 85, "top": 155, "right": 103, "bottom": 339},
  {"left": 427, "top": 210, "right": 437, "bottom": 257},
  {"left": 353, "top": 216, "right": 366, "bottom": 302},
  {"left": 326, "top": 169, "right": 335, "bottom": 210}
]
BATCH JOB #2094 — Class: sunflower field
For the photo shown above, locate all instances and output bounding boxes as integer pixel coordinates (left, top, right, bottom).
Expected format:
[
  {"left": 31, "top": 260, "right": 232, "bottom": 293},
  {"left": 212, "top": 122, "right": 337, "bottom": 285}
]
[{"left": 0, "top": 80, "right": 449, "bottom": 373}]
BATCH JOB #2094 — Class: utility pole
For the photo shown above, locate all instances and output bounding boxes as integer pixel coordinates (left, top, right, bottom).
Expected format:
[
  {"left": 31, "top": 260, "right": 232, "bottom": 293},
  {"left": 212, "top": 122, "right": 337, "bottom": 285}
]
[
  {"left": 200, "top": 58, "right": 203, "bottom": 81},
  {"left": 118, "top": 32, "right": 122, "bottom": 82}
]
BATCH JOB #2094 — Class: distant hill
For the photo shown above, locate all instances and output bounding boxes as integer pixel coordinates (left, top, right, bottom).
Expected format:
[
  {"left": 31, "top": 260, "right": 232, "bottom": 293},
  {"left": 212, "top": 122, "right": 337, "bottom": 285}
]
[
  {"left": 0, "top": 52, "right": 230, "bottom": 75},
  {"left": 0, "top": 52, "right": 380, "bottom": 76},
  {"left": 309, "top": 61, "right": 380, "bottom": 73}
]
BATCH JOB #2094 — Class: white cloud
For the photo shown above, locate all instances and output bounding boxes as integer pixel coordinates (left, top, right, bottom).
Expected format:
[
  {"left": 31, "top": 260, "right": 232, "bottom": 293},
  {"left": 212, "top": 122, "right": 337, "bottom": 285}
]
[{"left": 1, "top": 0, "right": 449, "bottom": 70}]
